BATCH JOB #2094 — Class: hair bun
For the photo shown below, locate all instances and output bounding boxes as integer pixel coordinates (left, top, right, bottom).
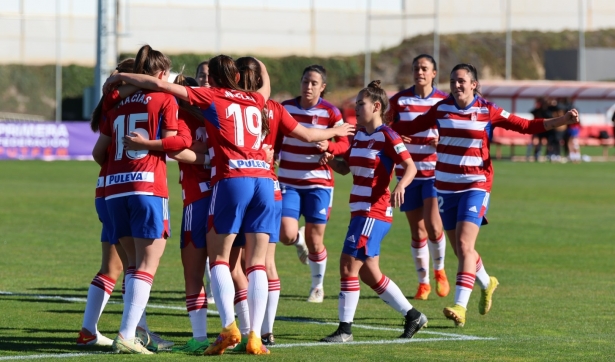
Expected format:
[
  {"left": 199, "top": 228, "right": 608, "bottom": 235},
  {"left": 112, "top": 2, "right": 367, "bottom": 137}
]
[{"left": 367, "top": 80, "right": 382, "bottom": 89}]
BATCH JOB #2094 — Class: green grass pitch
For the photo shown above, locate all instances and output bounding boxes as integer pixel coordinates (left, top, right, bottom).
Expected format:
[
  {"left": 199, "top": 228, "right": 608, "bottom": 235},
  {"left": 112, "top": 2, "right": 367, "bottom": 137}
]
[{"left": 0, "top": 160, "right": 614, "bottom": 361}]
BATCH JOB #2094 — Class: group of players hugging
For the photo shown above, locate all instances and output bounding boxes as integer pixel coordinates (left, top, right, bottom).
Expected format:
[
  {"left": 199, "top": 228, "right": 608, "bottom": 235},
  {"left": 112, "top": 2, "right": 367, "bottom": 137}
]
[{"left": 78, "top": 44, "right": 580, "bottom": 355}]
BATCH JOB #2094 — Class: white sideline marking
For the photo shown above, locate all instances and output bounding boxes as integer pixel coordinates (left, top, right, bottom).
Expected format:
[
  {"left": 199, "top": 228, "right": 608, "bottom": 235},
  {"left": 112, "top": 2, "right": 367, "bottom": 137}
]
[{"left": 0, "top": 290, "right": 496, "bottom": 360}]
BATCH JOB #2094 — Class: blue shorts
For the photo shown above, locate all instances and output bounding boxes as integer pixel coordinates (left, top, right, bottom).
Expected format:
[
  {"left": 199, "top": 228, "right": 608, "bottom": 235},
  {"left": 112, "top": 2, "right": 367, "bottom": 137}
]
[
  {"left": 399, "top": 178, "right": 437, "bottom": 212},
  {"left": 95, "top": 197, "right": 113, "bottom": 243},
  {"left": 281, "top": 185, "right": 333, "bottom": 224},
  {"left": 233, "top": 199, "right": 282, "bottom": 248},
  {"left": 180, "top": 196, "right": 211, "bottom": 249},
  {"left": 567, "top": 127, "right": 580, "bottom": 137},
  {"left": 209, "top": 177, "right": 275, "bottom": 235},
  {"left": 105, "top": 195, "right": 170, "bottom": 244},
  {"left": 438, "top": 190, "right": 490, "bottom": 231},
  {"left": 342, "top": 217, "right": 391, "bottom": 261}
]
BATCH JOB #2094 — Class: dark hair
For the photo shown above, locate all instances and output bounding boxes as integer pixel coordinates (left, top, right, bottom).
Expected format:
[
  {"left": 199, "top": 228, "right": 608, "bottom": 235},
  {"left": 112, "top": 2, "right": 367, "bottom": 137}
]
[
  {"left": 90, "top": 57, "right": 135, "bottom": 132},
  {"left": 301, "top": 64, "right": 327, "bottom": 97},
  {"left": 451, "top": 63, "right": 481, "bottom": 96},
  {"left": 208, "top": 54, "right": 242, "bottom": 91},
  {"left": 133, "top": 44, "right": 171, "bottom": 76},
  {"left": 359, "top": 80, "right": 389, "bottom": 121},
  {"left": 174, "top": 72, "right": 204, "bottom": 124},
  {"left": 235, "top": 56, "right": 269, "bottom": 137},
  {"left": 413, "top": 54, "right": 438, "bottom": 87},
  {"left": 195, "top": 61, "right": 208, "bottom": 77}
]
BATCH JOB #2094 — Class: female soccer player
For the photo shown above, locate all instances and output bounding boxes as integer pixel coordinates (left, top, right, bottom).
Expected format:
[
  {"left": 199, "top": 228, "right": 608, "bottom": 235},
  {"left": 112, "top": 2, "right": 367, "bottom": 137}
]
[
  {"left": 388, "top": 54, "right": 450, "bottom": 300},
  {"left": 228, "top": 57, "right": 355, "bottom": 350},
  {"left": 320, "top": 80, "right": 427, "bottom": 343},
  {"left": 392, "top": 63, "right": 580, "bottom": 327},
  {"left": 278, "top": 65, "right": 350, "bottom": 303},
  {"left": 79, "top": 58, "right": 134, "bottom": 348},
  {"left": 104, "top": 54, "right": 276, "bottom": 355},
  {"left": 92, "top": 45, "right": 178, "bottom": 354}
]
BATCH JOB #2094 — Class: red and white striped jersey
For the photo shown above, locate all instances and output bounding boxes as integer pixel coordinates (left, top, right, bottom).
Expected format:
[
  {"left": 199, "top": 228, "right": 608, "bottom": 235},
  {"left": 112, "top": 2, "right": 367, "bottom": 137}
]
[
  {"left": 264, "top": 99, "right": 299, "bottom": 200},
  {"left": 95, "top": 89, "right": 122, "bottom": 199},
  {"left": 175, "top": 109, "right": 212, "bottom": 207},
  {"left": 185, "top": 87, "right": 269, "bottom": 185},
  {"left": 392, "top": 95, "right": 546, "bottom": 193},
  {"left": 346, "top": 125, "right": 410, "bottom": 222},
  {"left": 388, "top": 86, "right": 448, "bottom": 180},
  {"left": 101, "top": 90, "right": 178, "bottom": 200},
  {"left": 278, "top": 97, "right": 349, "bottom": 189}
]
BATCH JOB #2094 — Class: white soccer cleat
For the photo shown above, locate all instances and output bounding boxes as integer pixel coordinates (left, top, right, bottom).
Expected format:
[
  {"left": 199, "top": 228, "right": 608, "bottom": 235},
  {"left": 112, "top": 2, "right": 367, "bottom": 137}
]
[
  {"left": 307, "top": 287, "right": 324, "bottom": 303},
  {"left": 112, "top": 335, "right": 153, "bottom": 354},
  {"left": 295, "top": 226, "right": 309, "bottom": 265},
  {"left": 76, "top": 330, "right": 114, "bottom": 347}
]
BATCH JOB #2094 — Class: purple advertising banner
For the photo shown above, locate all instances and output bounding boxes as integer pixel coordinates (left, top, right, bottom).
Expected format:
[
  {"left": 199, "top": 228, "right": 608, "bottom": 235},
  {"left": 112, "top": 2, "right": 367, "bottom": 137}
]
[{"left": 0, "top": 122, "right": 98, "bottom": 160}]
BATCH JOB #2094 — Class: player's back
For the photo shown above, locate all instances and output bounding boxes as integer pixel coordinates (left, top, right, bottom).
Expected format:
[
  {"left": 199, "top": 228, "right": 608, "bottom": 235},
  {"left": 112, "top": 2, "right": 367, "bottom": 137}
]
[{"left": 103, "top": 89, "right": 178, "bottom": 199}]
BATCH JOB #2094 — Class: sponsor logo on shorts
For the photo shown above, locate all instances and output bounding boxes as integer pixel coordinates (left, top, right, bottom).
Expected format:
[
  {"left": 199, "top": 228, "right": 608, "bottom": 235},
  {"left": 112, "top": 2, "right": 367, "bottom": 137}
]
[
  {"left": 346, "top": 235, "right": 355, "bottom": 243},
  {"left": 106, "top": 172, "right": 154, "bottom": 186},
  {"left": 319, "top": 208, "right": 327, "bottom": 215},
  {"left": 469, "top": 206, "right": 478, "bottom": 213},
  {"left": 228, "top": 159, "right": 270, "bottom": 170}
]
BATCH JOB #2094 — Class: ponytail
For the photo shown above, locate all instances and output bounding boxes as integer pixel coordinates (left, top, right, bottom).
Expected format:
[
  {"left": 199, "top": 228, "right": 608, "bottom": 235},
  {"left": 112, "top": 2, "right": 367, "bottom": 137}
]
[
  {"left": 359, "top": 80, "right": 389, "bottom": 121},
  {"left": 236, "top": 56, "right": 269, "bottom": 137},
  {"left": 133, "top": 44, "right": 171, "bottom": 76}
]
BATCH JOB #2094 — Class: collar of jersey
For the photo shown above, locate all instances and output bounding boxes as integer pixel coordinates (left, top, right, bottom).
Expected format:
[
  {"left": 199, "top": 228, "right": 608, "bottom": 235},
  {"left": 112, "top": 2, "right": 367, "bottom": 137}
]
[
  {"left": 410, "top": 85, "right": 436, "bottom": 100},
  {"left": 295, "top": 96, "right": 322, "bottom": 110},
  {"left": 453, "top": 95, "right": 478, "bottom": 111}
]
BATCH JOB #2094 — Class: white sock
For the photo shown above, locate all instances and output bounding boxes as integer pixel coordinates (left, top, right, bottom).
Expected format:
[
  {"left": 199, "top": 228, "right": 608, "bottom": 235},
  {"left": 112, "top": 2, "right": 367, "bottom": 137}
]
[
  {"left": 82, "top": 273, "right": 115, "bottom": 334},
  {"left": 261, "top": 279, "right": 280, "bottom": 335},
  {"left": 475, "top": 255, "right": 490, "bottom": 289},
  {"left": 234, "top": 289, "right": 250, "bottom": 336},
  {"left": 210, "top": 262, "right": 236, "bottom": 328},
  {"left": 454, "top": 272, "right": 475, "bottom": 308},
  {"left": 428, "top": 232, "right": 446, "bottom": 271},
  {"left": 371, "top": 275, "right": 412, "bottom": 316},
  {"left": 411, "top": 238, "right": 429, "bottom": 284},
  {"left": 119, "top": 271, "right": 153, "bottom": 340},
  {"left": 247, "top": 266, "right": 268, "bottom": 335},
  {"left": 339, "top": 277, "right": 360, "bottom": 323},
  {"left": 186, "top": 293, "right": 207, "bottom": 339},
  {"left": 308, "top": 248, "right": 327, "bottom": 289}
]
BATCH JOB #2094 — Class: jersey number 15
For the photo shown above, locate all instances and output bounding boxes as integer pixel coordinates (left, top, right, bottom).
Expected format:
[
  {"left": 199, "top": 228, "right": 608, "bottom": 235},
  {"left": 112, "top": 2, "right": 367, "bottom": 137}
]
[{"left": 113, "top": 113, "right": 149, "bottom": 160}]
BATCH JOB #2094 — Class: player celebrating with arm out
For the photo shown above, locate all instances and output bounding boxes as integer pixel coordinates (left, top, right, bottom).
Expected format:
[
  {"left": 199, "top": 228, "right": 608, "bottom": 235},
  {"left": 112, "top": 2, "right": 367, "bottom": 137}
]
[
  {"left": 388, "top": 54, "right": 450, "bottom": 301},
  {"left": 391, "top": 63, "right": 580, "bottom": 327},
  {"left": 320, "top": 81, "right": 427, "bottom": 343},
  {"left": 92, "top": 45, "right": 179, "bottom": 354},
  {"left": 278, "top": 65, "right": 351, "bottom": 303}
]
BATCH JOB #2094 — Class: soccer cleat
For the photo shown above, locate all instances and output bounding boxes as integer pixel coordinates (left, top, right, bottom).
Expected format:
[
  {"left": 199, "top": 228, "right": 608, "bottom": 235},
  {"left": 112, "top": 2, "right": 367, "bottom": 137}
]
[
  {"left": 399, "top": 311, "right": 428, "bottom": 338},
  {"left": 171, "top": 338, "right": 210, "bottom": 354},
  {"left": 295, "top": 226, "right": 309, "bottom": 265},
  {"left": 148, "top": 331, "right": 174, "bottom": 351},
  {"left": 246, "top": 331, "right": 270, "bottom": 355},
  {"left": 203, "top": 321, "right": 241, "bottom": 355},
  {"left": 261, "top": 333, "right": 275, "bottom": 346},
  {"left": 229, "top": 335, "right": 248, "bottom": 353},
  {"left": 76, "top": 330, "right": 114, "bottom": 347},
  {"left": 320, "top": 328, "right": 353, "bottom": 343},
  {"left": 307, "top": 287, "right": 324, "bottom": 303},
  {"left": 479, "top": 276, "right": 499, "bottom": 315},
  {"left": 443, "top": 304, "right": 467, "bottom": 327},
  {"left": 413, "top": 283, "right": 431, "bottom": 300},
  {"left": 434, "top": 269, "right": 450, "bottom": 297},
  {"left": 112, "top": 335, "right": 153, "bottom": 354}
]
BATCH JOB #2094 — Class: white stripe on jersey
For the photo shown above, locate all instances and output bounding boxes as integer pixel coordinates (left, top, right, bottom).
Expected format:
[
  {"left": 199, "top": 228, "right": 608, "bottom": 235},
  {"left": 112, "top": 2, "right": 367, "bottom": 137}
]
[
  {"left": 397, "top": 96, "right": 443, "bottom": 106},
  {"left": 278, "top": 168, "right": 331, "bottom": 180},
  {"left": 349, "top": 165, "right": 375, "bottom": 178},
  {"left": 438, "top": 119, "right": 489, "bottom": 131},
  {"left": 279, "top": 151, "right": 323, "bottom": 163},
  {"left": 437, "top": 153, "right": 484, "bottom": 167},
  {"left": 435, "top": 170, "right": 486, "bottom": 183},
  {"left": 350, "top": 185, "right": 372, "bottom": 197},
  {"left": 414, "top": 160, "right": 438, "bottom": 170},
  {"left": 284, "top": 105, "right": 330, "bottom": 118},
  {"left": 437, "top": 104, "right": 490, "bottom": 114},
  {"left": 438, "top": 137, "right": 483, "bottom": 148},
  {"left": 349, "top": 148, "right": 379, "bottom": 160},
  {"left": 350, "top": 201, "right": 371, "bottom": 213},
  {"left": 400, "top": 128, "right": 438, "bottom": 138},
  {"left": 405, "top": 143, "right": 437, "bottom": 154},
  {"left": 354, "top": 131, "right": 385, "bottom": 142},
  {"left": 104, "top": 191, "right": 154, "bottom": 200}
]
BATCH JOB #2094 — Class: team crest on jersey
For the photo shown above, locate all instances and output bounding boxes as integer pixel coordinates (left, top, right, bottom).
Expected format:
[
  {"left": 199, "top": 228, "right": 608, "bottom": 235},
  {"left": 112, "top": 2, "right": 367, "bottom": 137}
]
[
  {"left": 367, "top": 139, "right": 376, "bottom": 149},
  {"left": 312, "top": 115, "right": 319, "bottom": 125},
  {"left": 443, "top": 113, "right": 451, "bottom": 118},
  {"left": 471, "top": 112, "right": 477, "bottom": 121}
]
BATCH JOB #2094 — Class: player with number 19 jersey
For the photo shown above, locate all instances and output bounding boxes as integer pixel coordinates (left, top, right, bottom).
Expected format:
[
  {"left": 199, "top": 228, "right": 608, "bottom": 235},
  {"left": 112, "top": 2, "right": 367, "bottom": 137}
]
[{"left": 101, "top": 90, "right": 178, "bottom": 199}]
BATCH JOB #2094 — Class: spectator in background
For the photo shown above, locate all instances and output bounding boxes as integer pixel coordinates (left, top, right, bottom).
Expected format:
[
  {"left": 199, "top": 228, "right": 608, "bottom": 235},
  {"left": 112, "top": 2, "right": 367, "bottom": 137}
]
[
  {"left": 547, "top": 101, "right": 567, "bottom": 162},
  {"left": 527, "top": 98, "right": 551, "bottom": 161}
]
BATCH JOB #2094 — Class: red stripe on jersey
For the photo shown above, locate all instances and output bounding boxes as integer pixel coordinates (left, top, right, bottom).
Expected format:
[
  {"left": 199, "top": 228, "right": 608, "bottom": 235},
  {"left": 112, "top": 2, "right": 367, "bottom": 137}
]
[{"left": 177, "top": 110, "right": 212, "bottom": 206}]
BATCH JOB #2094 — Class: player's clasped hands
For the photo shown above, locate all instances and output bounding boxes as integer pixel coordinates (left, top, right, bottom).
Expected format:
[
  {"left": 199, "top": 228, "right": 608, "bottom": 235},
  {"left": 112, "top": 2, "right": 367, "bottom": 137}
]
[{"left": 565, "top": 109, "right": 580, "bottom": 125}]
